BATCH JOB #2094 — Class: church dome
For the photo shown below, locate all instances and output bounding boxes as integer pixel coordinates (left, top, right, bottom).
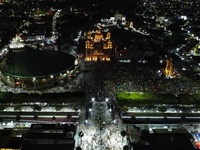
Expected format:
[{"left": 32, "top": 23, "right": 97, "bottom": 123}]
[{"left": 1, "top": 36, "right": 75, "bottom": 89}]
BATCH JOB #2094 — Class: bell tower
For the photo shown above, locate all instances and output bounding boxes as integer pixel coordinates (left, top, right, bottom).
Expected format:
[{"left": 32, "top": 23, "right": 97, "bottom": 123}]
[{"left": 164, "top": 57, "right": 173, "bottom": 77}]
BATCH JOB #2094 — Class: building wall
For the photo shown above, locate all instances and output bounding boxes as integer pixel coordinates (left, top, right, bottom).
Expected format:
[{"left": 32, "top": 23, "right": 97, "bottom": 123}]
[{"left": 1, "top": 68, "right": 74, "bottom": 90}]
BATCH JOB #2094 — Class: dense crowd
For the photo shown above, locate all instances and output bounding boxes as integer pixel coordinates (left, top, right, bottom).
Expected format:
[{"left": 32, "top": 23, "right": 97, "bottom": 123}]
[
  {"left": 76, "top": 101, "right": 128, "bottom": 150},
  {"left": 79, "top": 61, "right": 199, "bottom": 99}
]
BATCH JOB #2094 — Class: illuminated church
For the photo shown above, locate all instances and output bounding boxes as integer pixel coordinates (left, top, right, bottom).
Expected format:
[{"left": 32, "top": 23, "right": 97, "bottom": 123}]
[
  {"left": 0, "top": 0, "right": 7, "bottom": 4},
  {"left": 85, "top": 30, "right": 112, "bottom": 61},
  {"left": 164, "top": 57, "right": 176, "bottom": 78}
]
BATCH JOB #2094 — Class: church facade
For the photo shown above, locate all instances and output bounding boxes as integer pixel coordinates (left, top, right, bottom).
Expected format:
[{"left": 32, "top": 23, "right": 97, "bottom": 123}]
[{"left": 85, "top": 30, "right": 112, "bottom": 61}]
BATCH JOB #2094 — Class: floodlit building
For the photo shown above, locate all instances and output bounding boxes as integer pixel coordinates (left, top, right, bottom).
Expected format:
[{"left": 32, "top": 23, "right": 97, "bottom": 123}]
[
  {"left": 85, "top": 30, "right": 112, "bottom": 61},
  {"left": 0, "top": 0, "right": 6, "bottom": 4},
  {"left": 164, "top": 57, "right": 175, "bottom": 78}
]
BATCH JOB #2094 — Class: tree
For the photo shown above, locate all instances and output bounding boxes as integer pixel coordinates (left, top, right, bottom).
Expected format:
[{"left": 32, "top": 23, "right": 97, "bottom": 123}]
[
  {"left": 52, "top": 116, "right": 56, "bottom": 123},
  {"left": 0, "top": 117, "right": 3, "bottom": 126},
  {"left": 121, "top": 130, "right": 126, "bottom": 144},
  {"left": 33, "top": 105, "right": 42, "bottom": 111},
  {"left": 55, "top": 105, "right": 63, "bottom": 111},
  {"left": 78, "top": 131, "right": 84, "bottom": 145},
  {"left": 131, "top": 116, "right": 136, "bottom": 124},
  {"left": 0, "top": 105, "right": 5, "bottom": 111},
  {"left": 123, "top": 145, "right": 129, "bottom": 150},
  {"left": 67, "top": 114, "right": 72, "bottom": 123},
  {"left": 158, "top": 106, "right": 167, "bottom": 112},
  {"left": 181, "top": 115, "right": 186, "bottom": 128},
  {"left": 76, "top": 146, "right": 82, "bottom": 150},
  {"left": 121, "top": 106, "right": 129, "bottom": 113},
  {"left": 33, "top": 115, "right": 39, "bottom": 123},
  {"left": 15, "top": 114, "right": 21, "bottom": 123},
  {"left": 14, "top": 105, "right": 22, "bottom": 111},
  {"left": 163, "top": 116, "right": 168, "bottom": 124},
  {"left": 144, "top": 118, "right": 150, "bottom": 129},
  {"left": 72, "top": 105, "right": 79, "bottom": 112}
]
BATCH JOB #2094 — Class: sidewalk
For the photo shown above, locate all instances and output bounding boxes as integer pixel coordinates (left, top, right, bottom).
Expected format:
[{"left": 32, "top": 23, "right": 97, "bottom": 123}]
[{"left": 74, "top": 100, "right": 129, "bottom": 150}]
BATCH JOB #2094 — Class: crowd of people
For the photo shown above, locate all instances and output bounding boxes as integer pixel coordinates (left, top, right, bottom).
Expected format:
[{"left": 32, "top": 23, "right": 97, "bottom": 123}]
[
  {"left": 16, "top": 56, "right": 196, "bottom": 99},
  {"left": 79, "top": 61, "right": 198, "bottom": 98},
  {"left": 76, "top": 101, "right": 128, "bottom": 150}
]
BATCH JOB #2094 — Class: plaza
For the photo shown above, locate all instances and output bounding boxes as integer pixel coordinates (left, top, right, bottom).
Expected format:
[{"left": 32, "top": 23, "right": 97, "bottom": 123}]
[{"left": 1, "top": 0, "right": 200, "bottom": 149}]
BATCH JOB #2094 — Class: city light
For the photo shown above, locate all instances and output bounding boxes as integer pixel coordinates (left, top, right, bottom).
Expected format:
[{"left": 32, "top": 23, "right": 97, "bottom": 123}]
[
  {"left": 90, "top": 97, "right": 95, "bottom": 102},
  {"left": 0, "top": 1, "right": 200, "bottom": 149}
]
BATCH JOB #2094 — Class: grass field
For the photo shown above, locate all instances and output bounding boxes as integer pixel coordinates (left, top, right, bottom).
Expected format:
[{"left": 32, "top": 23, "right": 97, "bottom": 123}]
[{"left": 117, "top": 92, "right": 200, "bottom": 106}]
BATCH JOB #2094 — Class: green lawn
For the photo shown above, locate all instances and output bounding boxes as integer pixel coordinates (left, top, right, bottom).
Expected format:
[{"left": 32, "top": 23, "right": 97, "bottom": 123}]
[{"left": 117, "top": 92, "right": 200, "bottom": 107}]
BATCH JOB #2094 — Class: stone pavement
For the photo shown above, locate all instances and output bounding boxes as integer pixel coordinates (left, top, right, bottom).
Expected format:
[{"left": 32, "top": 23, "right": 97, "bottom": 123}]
[{"left": 75, "top": 101, "right": 128, "bottom": 150}]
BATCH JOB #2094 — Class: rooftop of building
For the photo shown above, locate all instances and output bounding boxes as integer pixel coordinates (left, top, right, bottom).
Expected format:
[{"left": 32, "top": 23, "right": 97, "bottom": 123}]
[
  {"left": 133, "top": 128, "right": 196, "bottom": 150},
  {"left": 1, "top": 38, "right": 75, "bottom": 78}
]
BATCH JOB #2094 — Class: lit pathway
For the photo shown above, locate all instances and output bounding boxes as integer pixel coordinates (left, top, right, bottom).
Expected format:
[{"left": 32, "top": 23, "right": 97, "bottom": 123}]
[{"left": 75, "top": 101, "right": 128, "bottom": 150}]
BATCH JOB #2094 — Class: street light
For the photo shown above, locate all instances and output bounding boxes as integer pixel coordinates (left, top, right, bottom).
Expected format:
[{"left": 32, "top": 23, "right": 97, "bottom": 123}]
[
  {"left": 78, "top": 131, "right": 84, "bottom": 145},
  {"left": 32, "top": 77, "right": 36, "bottom": 91},
  {"left": 91, "top": 97, "right": 95, "bottom": 102}
]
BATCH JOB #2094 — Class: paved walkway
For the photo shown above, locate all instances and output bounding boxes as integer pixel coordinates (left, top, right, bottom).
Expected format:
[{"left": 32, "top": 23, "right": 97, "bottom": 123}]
[{"left": 75, "top": 101, "right": 128, "bottom": 150}]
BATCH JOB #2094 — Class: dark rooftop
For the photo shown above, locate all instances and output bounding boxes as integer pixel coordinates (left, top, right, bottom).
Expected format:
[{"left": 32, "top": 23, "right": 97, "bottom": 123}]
[
  {"left": 151, "top": 129, "right": 195, "bottom": 150},
  {"left": 2, "top": 46, "right": 75, "bottom": 78},
  {"left": 133, "top": 129, "right": 196, "bottom": 150},
  {"left": 21, "top": 144, "right": 75, "bottom": 150},
  {"left": 0, "top": 129, "right": 12, "bottom": 148},
  {"left": 22, "top": 124, "right": 76, "bottom": 150}
]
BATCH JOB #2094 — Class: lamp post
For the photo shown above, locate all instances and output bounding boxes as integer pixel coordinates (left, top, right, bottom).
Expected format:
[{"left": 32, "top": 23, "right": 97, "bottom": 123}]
[
  {"left": 78, "top": 131, "right": 84, "bottom": 145},
  {"left": 32, "top": 77, "right": 36, "bottom": 93}
]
